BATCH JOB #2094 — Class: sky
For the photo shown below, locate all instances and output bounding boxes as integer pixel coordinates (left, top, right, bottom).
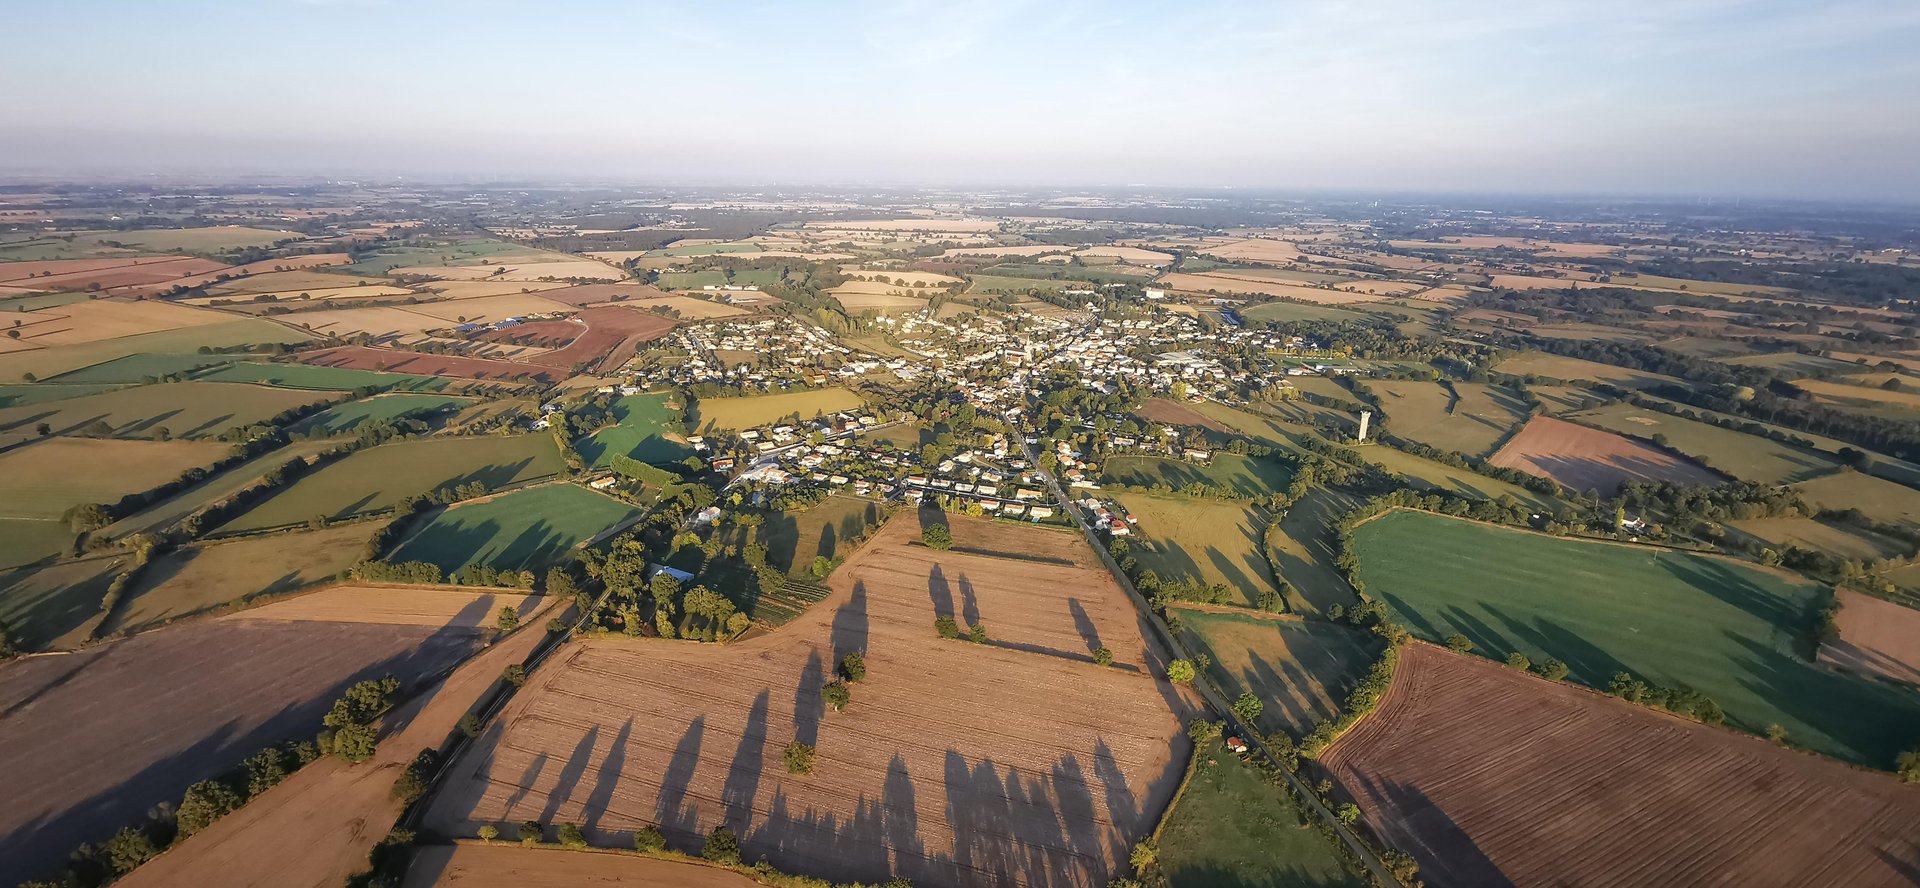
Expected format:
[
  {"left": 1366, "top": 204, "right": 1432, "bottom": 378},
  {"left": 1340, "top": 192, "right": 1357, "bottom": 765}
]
[{"left": 5, "top": 0, "right": 1920, "bottom": 201}]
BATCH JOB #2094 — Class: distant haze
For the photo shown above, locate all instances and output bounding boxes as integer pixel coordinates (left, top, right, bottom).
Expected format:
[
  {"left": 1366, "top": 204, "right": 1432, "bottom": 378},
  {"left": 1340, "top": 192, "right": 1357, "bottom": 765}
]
[{"left": 6, "top": 0, "right": 1920, "bottom": 201}]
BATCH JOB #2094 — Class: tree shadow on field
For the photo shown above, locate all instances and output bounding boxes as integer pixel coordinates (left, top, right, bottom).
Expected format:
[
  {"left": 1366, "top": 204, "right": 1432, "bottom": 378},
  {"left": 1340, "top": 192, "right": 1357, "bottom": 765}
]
[
  {"left": 927, "top": 564, "right": 954, "bottom": 621},
  {"left": 759, "top": 509, "right": 800, "bottom": 575},
  {"left": 722, "top": 691, "right": 770, "bottom": 828},
  {"left": 583, "top": 719, "right": 632, "bottom": 832},
  {"left": 832, "top": 582, "right": 869, "bottom": 662},
  {"left": 1068, "top": 597, "right": 1102, "bottom": 654},
  {"left": 792, "top": 649, "right": 824, "bottom": 747},
  {"left": 957, "top": 573, "right": 980, "bottom": 629},
  {"left": 917, "top": 501, "right": 948, "bottom": 532},
  {"left": 655, "top": 717, "right": 706, "bottom": 838},
  {"left": 816, "top": 521, "right": 839, "bottom": 565},
  {"left": 1334, "top": 772, "right": 1514, "bottom": 888},
  {"left": 540, "top": 724, "right": 600, "bottom": 824}
]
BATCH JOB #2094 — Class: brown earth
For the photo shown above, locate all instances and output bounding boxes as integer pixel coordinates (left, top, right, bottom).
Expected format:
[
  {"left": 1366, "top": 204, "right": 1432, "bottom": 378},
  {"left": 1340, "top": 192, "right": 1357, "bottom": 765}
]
[
  {"left": 402, "top": 843, "right": 762, "bottom": 887},
  {"left": 0, "top": 256, "right": 227, "bottom": 291},
  {"left": 1487, "top": 415, "right": 1723, "bottom": 494},
  {"left": 1319, "top": 643, "right": 1920, "bottom": 888},
  {"left": 295, "top": 345, "right": 561, "bottom": 384},
  {"left": 533, "top": 282, "right": 672, "bottom": 307},
  {"left": 1822, "top": 587, "right": 1920, "bottom": 686},
  {"left": 475, "top": 319, "right": 582, "bottom": 348},
  {"left": 423, "top": 515, "right": 1197, "bottom": 888},
  {"left": 1134, "top": 397, "right": 1230, "bottom": 434},
  {"left": 520, "top": 305, "right": 676, "bottom": 372},
  {"left": 114, "top": 595, "right": 567, "bottom": 888},
  {"left": 0, "top": 610, "right": 487, "bottom": 887}
]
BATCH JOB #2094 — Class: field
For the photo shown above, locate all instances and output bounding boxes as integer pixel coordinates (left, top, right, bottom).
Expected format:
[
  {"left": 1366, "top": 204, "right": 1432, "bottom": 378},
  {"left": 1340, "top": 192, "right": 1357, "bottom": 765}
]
[
  {"left": 99, "top": 439, "right": 342, "bottom": 541},
  {"left": 0, "top": 437, "right": 231, "bottom": 519},
  {"left": 422, "top": 515, "right": 1196, "bottom": 887},
  {"left": 1110, "top": 493, "right": 1276, "bottom": 608},
  {"left": 0, "top": 380, "right": 332, "bottom": 440},
  {"left": 1794, "top": 377, "right": 1920, "bottom": 419},
  {"left": 403, "top": 844, "right": 763, "bottom": 887},
  {"left": 521, "top": 305, "right": 676, "bottom": 372},
  {"left": 70, "top": 225, "right": 300, "bottom": 253},
  {"left": 295, "top": 345, "right": 560, "bottom": 384},
  {"left": 1236, "top": 301, "right": 1373, "bottom": 324},
  {"left": 289, "top": 392, "right": 473, "bottom": 434},
  {"left": 1359, "top": 445, "right": 1560, "bottom": 510},
  {"left": 0, "top": 318, "right": 312, "bottom": 382},
  {"left": 1568, "top": 402, "right": 1840, "bottom": 484},
  {"left": 966, "top": 274, "right": 1084, "bottom": 294},
  {"left": 390, "top": 259, "right": 624, "bottom": 283},
  {"left": 0, "top": 516, "right": 82, "bottom": 571},
  {"left": 194, "top": 360, "right": 459, "bottom": 392},
  {"left": 1487, "top": 415, "right": 1723, "bottom": 493},
  {"left": 1370, "top": 381, "right": 1528, "bottom": 457},
  {"left": 105, "top": 522, "right": 383, "bottom": 634},
  {"left": 0, "top": 554, "right": 126, "bottom": 649},
  {"left": 1795, "top": 471, "right": 1920, "bottom": 527},
  {"left": 1135, "top": 397, "right": 1230, "bottom": 433},
  {"left": 690, "top": 387, "right": 866, "bottom": 431},
  {"left": 656, "top": 269, "right": 729, "bottom": 290},
  {"left": 1177, "top": 610, "right": 1380, "bottom": 735},
  {"left": 745, "top": 495, "right": 886, "bottom": 576},
  {"left": 42, "top": 352, "right": 242, "bottom": 383},
  {"left": 1350, "top": 510, "right": 1920, "bottom": 765},
  {"left": 1, "top": 299, "right": 228, "bottom": 346},
  {"left": 0, "top": 607, "right": 485, "bottom": 887},
  {"left": 832, "top": 290, "right": 930, "bottom": 313},
  {"left": 1157, "top": 273, "right": 1387, "bottom": 304},
  {"left": 218, "top": 434, "right": 565, "bottom": 532},
  {"left": 1264, "top": 488, "right": 1366, "bottom": 617},
  {"left": 1492, "top": 352, "right": 1681, "bottom": 389},
  {"left": 578, "top": 391, "right": 693, "bottom": 467},
  {"left": 114, "top": 594, "right": 567, "bottom": 888},
  {"left": 1320, "top": 643, "right": 1920, "bottom": 887},
  {"left": 387, "top": 483, "right": 640, "bottom": 574},
  {"left": 1728, "top": 516, "right": 1909, "bottom": 560},
  {"left": 1153, "top": 735, "right": 1367, "bottom": 888},
  {"left": 1822, "top": 588, "right": 1920, "bottom": 686},
  {"left": 1102, "top": 453, "right": 1293, "bottom": 497}
]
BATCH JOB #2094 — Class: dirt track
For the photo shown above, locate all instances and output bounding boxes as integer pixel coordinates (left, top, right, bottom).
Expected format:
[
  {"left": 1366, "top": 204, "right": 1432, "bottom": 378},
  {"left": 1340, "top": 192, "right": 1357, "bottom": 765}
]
[
  {"left": 1319, "top": 643, "right": 1920, "bottom": 887},
  {"left": 424, "top": 516, "right": 1197, "bottom": 887}
]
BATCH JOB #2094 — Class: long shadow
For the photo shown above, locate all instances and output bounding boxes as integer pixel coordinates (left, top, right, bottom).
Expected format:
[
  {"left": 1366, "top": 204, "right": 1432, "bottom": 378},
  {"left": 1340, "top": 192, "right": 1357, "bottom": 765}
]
[
  {"left": 502, "top": 751, "right": 550, "bottom": 819},
  {"left": 722, "top": 691, "right": 770, "bottom": 828},
  {"left": 760, "top": 509, "right": 800, "bottom": 574},
  {"left": 1067, "top": 598, "right": 1102, "bottom": 653},
  {"left": 957, "top": 573, "right": 981, "bottom": 628},
  {"left": 832, "top": 582, "right": 869, "bottom": 662},
  {"left": 927, "top": 564, "right": 954, "bottom": 620},
  {"left": 655, "top": 716, "right": 705, "bottom": 839},
  {"left": 539, "top": 724, "right": 600, "bottom": 824},
  {"left": 792, "top": 649, "right": 825, "bottom": 747},
  {"left": 583, "top": 719, "right": 632, "bottom": 833},
  {"left": 816, "top": 521, "right": 839, "bottom": 564},
  {"left": 1337, "top": 772, "right": 1515, "bottom": 888}
]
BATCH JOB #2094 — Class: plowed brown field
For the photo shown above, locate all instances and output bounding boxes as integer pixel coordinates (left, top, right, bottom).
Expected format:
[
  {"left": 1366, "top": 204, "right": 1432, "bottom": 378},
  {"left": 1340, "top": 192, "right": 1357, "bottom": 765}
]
[
  {"left": 424, "top": 515, "right": 1196, "bottom": 887},
  {"left": 1822, "top": 587, "right": 1920, "bottom": 686},
  {"left": 1487, "top": 414, "right": 1722, "bottom": 493},
  {"left": 403, "top": 843, "right": 762, "bottom": 887},
  {"left": 1319, "top": 644, "right": 1920, "bottom": 887},
  {"left": 295, "top": 345, "right": 560, "bottom": 383},
  {"left": 521, "top": 305, "right": 675, "bottom": 372}
]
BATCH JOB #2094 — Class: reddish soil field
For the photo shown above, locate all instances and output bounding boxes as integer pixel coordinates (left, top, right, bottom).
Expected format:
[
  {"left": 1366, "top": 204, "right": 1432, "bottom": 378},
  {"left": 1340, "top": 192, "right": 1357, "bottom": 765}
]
[
  {"left": 520, "top": 306, "right": 676, "bottom": 372},
  {"left": 1135, "top": 397, "right": 1230, "bottom": 433},
  {"left": 1487, "top": 415, "right": 1722, "bottom": 494},
  {"left": 1822, "top": 588, "right": 1920, "bottom": 686},
  {"left": 115, "top": 253, "right": 354, "bottom": 296},
  {"left": 116, "top": 596, "right": 566, "bottom": 888},
  {"left": 534, "top": 283, "right": 671, "bottom": 307},
  {"left": 6, "top": 257, "right": 228, "bottom": 292},
  {"left": 0, "top": 611, "right": 485, "bottom": 887},
  {"left": 424, "top": 515, "right": 1197, "bottom": 887},
  {"left": 476, "top": 319, "right": 583, "bottom": 348},
  {"left": 1319, "top": 644, "right": 1920, "bottom": 887},
  {"left": 403, "top": 844, "right": 762, "bottom": 887},
  {"left": 296, "top": 345, "right": 560, "bottom": 384}
]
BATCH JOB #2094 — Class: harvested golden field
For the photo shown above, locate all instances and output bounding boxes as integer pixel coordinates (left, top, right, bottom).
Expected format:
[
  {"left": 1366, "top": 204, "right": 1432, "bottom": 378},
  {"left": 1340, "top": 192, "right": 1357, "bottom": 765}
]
[
  {"left": 276, "top": 306, "right": 449, "bottom": 342},
  {"left": 0, "top": 257, "right": 181, "bottom": 284},
  {"left": 842, "top": 269, "right": 965, "bottom": 288},
  {"left": 1074, "top": 246, "right": 1172, "bottom": 265},
  {"left": 833, "top": 290, "right": 929, "bottom": 313},
  {"left": 1822, "top": 588, "right": 1920, "bottom": 686},
  {"left": 1795, "top": 471, "right": 1920, "bottom": 527},
  {"left": 404, "top": 293, "right": 578, "bottom": 322},
  {"left": 1155, "top": 273, "right": 1386, "bottom": 304},
  {"left": 1492, "top": 352, "right": 1682, "bottom": 388},
  {"left": 806, "top": 218, "right": 1001, "bottom": 233},
  {"left": 5, "top": 298, "right": 228, "bottom": 346},
  {"left": 229, "top": 583, "right": 540, "bottom": 629},
  {"left": 404, "top": 844, "right": 762, "bottom": 887},
  {"left": 0, "top": 554, "right": 126, "bottom": 650},
  {"left": 636, "top": 295, "right": 750, "bottom": 318},
  {"left": 2, "top": 256, "right": 229, "bottom": 292},
  {"left": 1321, "top": 643, "right": 1920, "bottom": 888},
  {"left": 1729, "top": 516, "right": 1908, "bottom": 561},
  {"left": 1408, "top": 284, "right": 1474, "bottom": 302},
  {"left": 424, "top": 515, "right": 1196, "bottom": 887},
  {"left": 0, "top": 380, "right": 333, "bottom": 440},
  {"left": 104, "top": 523, "right": 383, "bottom": 634},
  {"left": 390, "top": 260, "right": 624, "bottom": 282},
  {"left": 0, "top": 609, "right": 487, "bottom": 887},
  {"left": 1361, "top": 380, "right": 1529, "bottom": 457},
  {"left": 1795, "top": 377, "right": 1920, "bottom": 416},
  {"left": 413, "top": 279, "right": 573, "bottom": 300},
  {"left": 0, "top": 318, "right": 313, "bottom": 382},
  {"left": 206, "top": 269, "right": 384, "bottom": 295},
  {"left": 1488, "top": 415, "right": 1722, "bottom": 493},
  {"left": 115, "top": 596, "right": 567, "bottom": 888},
  {"left": 940, "top": 245, "right": 1071, "bottom": 259},
  {"left": 1194, "top": 238, "right": 1306, "bottom": 264},
  {"left": 191, "top": 284, "right": 417, "bottom": 305},
  {"left": 0, "top": 437, "right": 231, "bottom": 519}
]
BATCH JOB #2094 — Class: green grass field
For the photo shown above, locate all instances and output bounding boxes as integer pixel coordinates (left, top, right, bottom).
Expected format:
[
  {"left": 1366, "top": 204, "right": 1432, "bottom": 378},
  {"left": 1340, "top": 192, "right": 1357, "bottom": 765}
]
[
  {"left": 1569, "top": 402, "right": 1840, "bottom": 484},
  {"left": 1103, "top": 453, "right": 1294, "bottom": 497},
  {"left": 965, "top": 274, "right": 1083, "bottom": 294},
  {"left": 0, "top": 555, "right": 127, "bottom": 650},
  {"left": 0, "top": 437, "right": 231, "bottom": 520},
  {"left": 577, "top": 392, "right": 693, "bottom": 467},
  {"left": 690, "top": 387, "right": 866, "bottom": 431},
  {"left": 0, "top": 518, "right": 79, "bottom": 570},
  {"left": 656, "top": 270, "right": 729, "bottom": 290},
  {"left": 0, "top": 383, "right": 122, "bottom": 409},
  {"left": 99, "top": 439, "right": 341, "bottom": 541},
  {"left": 1154, "top": 736, "right": 1367, "bottom": 888},
  {"left": 290, "top": 393, "right": 474, "bottom": 435},
  {"left": 1266, "top": 487, "right": 1366, "bottom": 616},
  {"left": 333, "top": 238, "right": 541, "bottom": 275},
  {"left": 1237, "top": 301, "right": 1374, "bottom": 324},
  {"left": 44, "top": 353, "right": 243, "bottom": 384},
  {"left": 1352, "top": 510, "right": 1920, "bottom": 766},
  {"left": 1112, "top": 492, "right": 1275, "bottom": 607},
  {"left": 649, "top": 242, "right": 761, "bottom": 257},
  {"left": 750, "top": 495, "right": 885, "bottom": 575},
  {"left": 387, "top": 483, "right": 640, "bottom": 574},
  {"left": 0, "top": 381, "right": 333, "bottom": 440},
  {"left": 217, "top": 434, "right": 564, "bottom": 532},
  {"left": 191, "top": 361, "right": 454, "bottom": 392},
  {"left": 1178, "top": 610, "right": 1381, "bottom": 735},
  {"left": 0, "top": 319, "right": 313, "bottom": 382}
]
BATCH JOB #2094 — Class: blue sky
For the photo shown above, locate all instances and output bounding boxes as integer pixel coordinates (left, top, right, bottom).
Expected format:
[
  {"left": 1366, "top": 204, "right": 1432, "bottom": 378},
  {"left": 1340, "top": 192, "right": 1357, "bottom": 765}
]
[{"left": 5, "top": 0, "right": 1919, "bottom": 199}]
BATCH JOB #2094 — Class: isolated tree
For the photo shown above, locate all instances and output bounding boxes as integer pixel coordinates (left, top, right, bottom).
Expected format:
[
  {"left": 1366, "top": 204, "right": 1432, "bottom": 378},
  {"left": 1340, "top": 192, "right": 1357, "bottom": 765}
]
[
  {"left": 821, "top": 680, "right": 851, "bottom": 711},
  {"left": 1232, "top": 692, "right": 1264, "bottom": 725},
  {"left": 1533, "top": 657, "right": 1569, "bottom": 682},
  {"left": 1767, "top": 723, "right": 1789, "bottom": 745},
  {"left": 1445, "top": 633, "right": 1473, "bottom": 653},
  {"left": 967, "top": 623, "right": 988, "bottom": 644},
  {"left": 502, "top": 663, "right": 527, "bottom": 687},
  {"left": 176, "top": 779, "right": 245, "bottom": 837},
  {"left": 1899, "top": 749, "right": 1920, "bottom": 784},
  {"left": 1165, "top": 659, "right": 1196, "bottom": 684},
  {"left": 1336, "top": 803, "right": 1361, "bottom": 826},
  {"left": 784, "top": 741, "right": 816, "bottom": 775},
  {"left": 702, "top": 825, "right": 742, "bottom": 865},
  {"left": 921, "top": 524, "right": 953, "bottom": 550},
  {"left": 840, "top": 651, "right": 866, "bottom": 683},
  {"left": 934, "top": 616, "right": 960, "bottom": 639},
  {"left": 104, "top": 825, "right": 160, "bottom": 873},
  {"left": 458, "top": 713, "right": 483, "bottom": 738},
  {"left": 496, "top": 606, "right": 519, "bottom": 632},
  {"left": 1093, "top": 647, "right": 1114, "bottom": 667},
  {"left": 1505, "top": 652, "right": 1531, "bottom": 671},
  {"left": 477, "top": 824, "right": 499, "bottom": 843}
]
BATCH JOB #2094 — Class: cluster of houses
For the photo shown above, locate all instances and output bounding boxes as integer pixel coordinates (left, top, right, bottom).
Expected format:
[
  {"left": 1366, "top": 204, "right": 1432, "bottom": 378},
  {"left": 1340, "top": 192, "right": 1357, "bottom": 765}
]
[
  {"left": 635, "top": 319, "right": 914, "bottom": 390},
  {"left": 1078, "top": 497, "right": 1140, "bottom": 536}
]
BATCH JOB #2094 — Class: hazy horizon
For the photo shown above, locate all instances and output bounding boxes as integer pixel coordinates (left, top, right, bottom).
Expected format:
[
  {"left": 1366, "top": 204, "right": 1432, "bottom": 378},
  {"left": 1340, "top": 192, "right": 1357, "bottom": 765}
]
[{"left": 7, "top": 0, "right": 1920, "bottom": 201}]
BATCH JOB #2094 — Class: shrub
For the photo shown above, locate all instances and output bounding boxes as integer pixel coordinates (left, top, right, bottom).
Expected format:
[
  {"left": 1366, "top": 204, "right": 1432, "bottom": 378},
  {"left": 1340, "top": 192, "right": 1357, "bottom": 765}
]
[
  {"left": 104, "top": 825, "right": 160, "bottom": 873},
  {"left": 967, "top": 623, "right": 987, "bottom": 643},
  {"left": 1336, "top": 803, "right": 1360, "bottom": 825},
  {"left": 702, "top": 825, "right": 742, "bottom": 865},
  {"left": 496, "top": 606, "right": 519, "bottom": 631},
  {"left": 633, "top": 824, "right": 667, "bottom": 853},
  {"left": 784, "top": 741, "right": 816, "bottom": 775},
  {"left": 391, "top": 748, "right": 437, "bottom": 804},
  {"left": 1231, "top": 691, "right": 1264, "bottom": 725},
  {"left": 477, "top": 824, "right": 499, "bottom": 843},
  {"left": 1533, "top": 657, "right": 1569, "bottom": 681},
  {"left": 1165, "top": 659, "right": 1196, "bottom": 683},
  {"left": 921, "top": 524, "right": 953, "bottom": 550},
  {"left": 458, "top": 713, "right": 483, "bottom": 738},
  {"left": 840, "top": 651, "right": 866, "bottom": 682},
  {"left": 503, "top": 663, "right": 527, "bottom": 687},
  {"left": 175, "top": 779, "right": 245, "bottom": 838},
  {"left": 934, "top": 616, "right": 960, "bottom": 639},
  {"left": 821, "top": 680, "right": 851, "bottom": 711},
  {"left": 1128, "top": 841, "right": 1158, "bottom": 871},
  {"left": 556, "top": 822, "right": 588, "bottom": 849},
  {"left": 1445, "top": 632, "right": 1473, "bottom": 653},
  {"left": 1505, "top": 652, "right": 1531, "bottom": 671},
  {"left": 1900, "top": 749, "right": 1920, "bottom": 784},
  {"left": 519, "top": 821, "right": 544, "bottom": 845},
  {"left": 1092, "top": 647, "right": 1113, "bottom": 667}
]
